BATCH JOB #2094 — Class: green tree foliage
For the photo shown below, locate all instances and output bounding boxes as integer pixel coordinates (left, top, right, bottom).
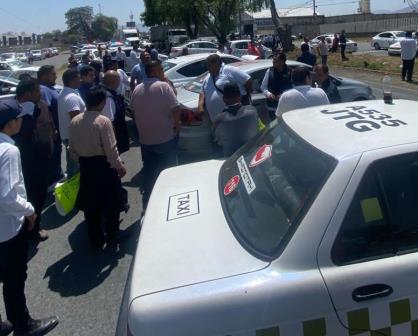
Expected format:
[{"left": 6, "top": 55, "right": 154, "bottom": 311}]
[
  {"left": 142, "top": 0, "right": 293, "bottom": 50},
  {"left": 142, "top": 0, "right": 200, "bottom": 38},
  {"left": 65, "top": 6, "right": 94, "bottom": 41},
  {"left": 92, "top": 14, "right": 118, "bottom": 41}
]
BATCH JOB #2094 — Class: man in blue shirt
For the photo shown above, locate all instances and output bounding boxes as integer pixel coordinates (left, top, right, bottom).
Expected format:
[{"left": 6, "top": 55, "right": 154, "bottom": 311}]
[
  {"left": 78, "top": 65, "right": 96, "bottom": 103},
  {"left": 38, "top": 65, "right": 65, "bottom": 189},
  {"left": 297, "top": 43, "right": 317, "bottom": 67},
  {"left": 130, "top": 51, "right": 151, "bottom": 91}
]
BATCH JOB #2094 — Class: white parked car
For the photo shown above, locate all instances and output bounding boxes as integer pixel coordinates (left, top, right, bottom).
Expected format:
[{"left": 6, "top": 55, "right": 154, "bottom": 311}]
[
  {"left": 371, "top": 31, "right": 406, "bottom": 50},
  {"left": 15, "top": 52, "right": 28, "bottom": 63},
  {"left": 388, "top": 40, "right": 418, "bottom": 56},
  {"left": 31, "top": 49, "right": 44, "bottom": 61},
  {"left": 163, "top": 53, "right": 243, "bottom": 88},
  {"left": 169, "top": 40, "right": 218, "bottom": 57},
  {"left": 228, "top": 39, "right": 273, "bottom": 58},
  {"left": 118, "top": 99, "right": 418, "bottom": 336},
  {"left": 173, "top": 59, "right": 374, "bottom": 156},
  {"left": 0, "top": 53, "right": 16, "bottom": 61},
  {"left": 310, "top": 34, "right": 358, "bottom": 53},
  {"left": 0, "top": 60, "right": 39, "bottom": 79},
  {"left": 0, "top": 75, "right": 19, "bottom": 98}
]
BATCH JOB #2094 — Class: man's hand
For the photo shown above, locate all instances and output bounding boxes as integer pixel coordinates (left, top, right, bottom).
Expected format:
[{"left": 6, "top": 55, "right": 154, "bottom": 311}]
[
  {"left": 267, "top": 93, "right": 275, "bottom": 100},
  {"left": 117, "top": 165, "right": 127, "bottom": 178},
  {"left": 25, "top": 213, "right": 37, "bottom": 231}
]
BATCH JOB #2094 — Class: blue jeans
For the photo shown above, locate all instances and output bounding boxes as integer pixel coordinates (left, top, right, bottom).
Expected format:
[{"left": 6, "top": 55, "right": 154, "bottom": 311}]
[
  {"left": 140, "top": 136, "right": 178, "bottom": 206},
  {"left": 63, "top": 139, "right": 79, "bottom": 178}
]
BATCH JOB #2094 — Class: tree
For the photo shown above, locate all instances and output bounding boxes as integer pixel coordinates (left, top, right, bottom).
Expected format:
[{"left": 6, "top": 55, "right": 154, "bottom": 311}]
[
  {"left": 92, "top": 14, "right": 118, "bottom": 41},
  {"left": 141, "top": 0, "right": 200, "bottom": 39},
  {"left": 65, "top": 6, "right": 94, "bottom": 41},
  {"left": 245, "top": 0, "right": 293, "bottom": 51}
]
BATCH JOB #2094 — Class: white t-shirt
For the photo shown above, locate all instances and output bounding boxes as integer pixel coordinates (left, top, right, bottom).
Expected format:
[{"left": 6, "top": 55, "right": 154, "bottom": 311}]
[
  {"left": 318, "top": 41, "right": 329, "bottom": 56},
  {"left": 202, "top": 64, "right": 251, "bottom": 121},
  {"left": 401, "top": 38, "right": 417, "bottom": 60},
  {"left": 117, "top": 69, "right": 130, "bottom": 95},
  {"left": 276, "top": 85, "right": 329, "bottom": 117},
  {"left": 102, "top": 95, "right": 116, "bottom": 121},
  {"left": 58, "top": 87, "right": 86, "bottom": 140}
]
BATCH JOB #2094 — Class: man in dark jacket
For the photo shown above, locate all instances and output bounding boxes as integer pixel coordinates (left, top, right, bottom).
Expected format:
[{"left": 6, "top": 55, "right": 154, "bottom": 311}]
[
  {"left": 102, "top": 71, "right": 130, "bottom": 154},
  {"left": 340, "top": 30, "right": 349, "bottom": 61},
  {"left": 260, "top": 53, "right": 293, "bottom": 120},
  {"left": 297, "top": 43, "right": 317, "bottom": 67},
  {"left": 314, "top": 64, "right": 342, "bottom": 104},
  {"left": 213, "top": 83, "right": 259, "bottom": 157}
]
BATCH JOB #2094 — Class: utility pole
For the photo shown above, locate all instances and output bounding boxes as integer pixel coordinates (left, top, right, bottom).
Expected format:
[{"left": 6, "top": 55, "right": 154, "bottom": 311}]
[
  {"left": 98, "top": 3, "right": 102, "bottom": 14},
  {"left": 313, "top": 0, "right": 316, "bottom": 16}
]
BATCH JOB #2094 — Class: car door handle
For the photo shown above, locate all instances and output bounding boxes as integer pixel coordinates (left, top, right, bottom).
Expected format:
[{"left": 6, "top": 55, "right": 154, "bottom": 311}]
[{"left": 352, "top": 284, "right": 393, "bottom": 302}]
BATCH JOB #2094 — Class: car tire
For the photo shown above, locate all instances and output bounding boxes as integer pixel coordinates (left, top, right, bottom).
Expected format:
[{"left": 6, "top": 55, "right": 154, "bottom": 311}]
[{"left": 373, "top": 43, "right": 380, "bottom": 50}]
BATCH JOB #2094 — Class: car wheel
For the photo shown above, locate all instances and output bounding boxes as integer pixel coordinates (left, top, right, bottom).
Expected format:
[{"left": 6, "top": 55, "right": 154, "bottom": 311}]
[{"left": 373, "top": 43, "right": 380, "bottom": 50}]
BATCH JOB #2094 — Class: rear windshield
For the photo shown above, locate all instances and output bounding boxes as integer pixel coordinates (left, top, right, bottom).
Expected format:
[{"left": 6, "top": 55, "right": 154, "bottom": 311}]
[
  {"left": 395, "top": 32, "right": 406, "bottom": 37},
  {"left": 220, "top": 120, "right": 336, "bottom": 260}
]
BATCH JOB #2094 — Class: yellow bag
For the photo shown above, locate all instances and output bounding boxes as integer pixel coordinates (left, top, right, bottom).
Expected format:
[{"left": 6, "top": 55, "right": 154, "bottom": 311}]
[{"left": 54, "top": 173, "right": 80, "bottom": 216}]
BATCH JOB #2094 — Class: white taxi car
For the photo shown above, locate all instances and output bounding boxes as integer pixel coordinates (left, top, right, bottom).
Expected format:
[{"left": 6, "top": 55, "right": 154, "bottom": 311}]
[{"left": 117, "top": 99, "right": 418, "bottom": 336}]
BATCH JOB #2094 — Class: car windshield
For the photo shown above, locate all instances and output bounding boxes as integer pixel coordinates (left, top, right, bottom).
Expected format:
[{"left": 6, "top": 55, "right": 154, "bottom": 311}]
[
  {"left": 395, "top": 32, "right": 406, "bottom": 37},
  {"left": 184, "top": 72, "right": 208, "bottom": 93},
  {"left": 8, "top": 60, "right": 28, "bottom": 68},
  {"left": 1, "top": 54, "right": 14, "bottom": 59},
  {"left": 220, "top": 120, "right": 336, "bottom": 260},
  {"left": 162, "top": 61, "right": 176, "bottom": 72}
]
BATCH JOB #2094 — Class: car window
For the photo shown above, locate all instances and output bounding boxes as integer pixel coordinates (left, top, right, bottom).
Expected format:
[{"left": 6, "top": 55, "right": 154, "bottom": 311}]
[
  {"left": 235, "top": 42, "right": 248, "bottom": 50},
  {"left": 332, "top": 152, "right": 418, "bottom": 265},
  {"left": 189, "top": 43, "right": 200, "bottom": 49},
  {"left": 177, "top": 60, "right": 208, "bottom": 77},
  {"left": 250, "top": 69, "right": 268, "bottom": 93},
  {"left": 200, "top": 42, "right": 215, "bottom": 49},
  {"left": 162, "top": 61, "right": 177, "bottom": 72},
  {"left": 395, "top": 32, "right": 406, "bottom": 37},
  {"left": 0, "top": 63, "right": 9, "bottom": 70},
  {"left": 220, "top": 120, "right": 336, "bottom": 260}
]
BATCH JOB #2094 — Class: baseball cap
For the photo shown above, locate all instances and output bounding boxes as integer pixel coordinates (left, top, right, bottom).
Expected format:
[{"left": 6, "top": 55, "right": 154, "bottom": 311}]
[{"left": 0, "top": 99, "right": 23, "bottom": 125}]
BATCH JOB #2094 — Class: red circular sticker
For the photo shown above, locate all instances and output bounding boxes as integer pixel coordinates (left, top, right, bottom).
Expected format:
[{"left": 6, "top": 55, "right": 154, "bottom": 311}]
[{"left": 224, "top": 175, "right": 240, "bottom": 196}]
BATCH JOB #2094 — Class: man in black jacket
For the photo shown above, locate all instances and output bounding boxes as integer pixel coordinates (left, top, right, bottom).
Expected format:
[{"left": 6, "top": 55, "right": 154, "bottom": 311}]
[
  {"left": 260, "top": 53, "right": 293, "bottom": 120},
  {"left": 314, "top": 64, "right": 342, "bottom": 104}
]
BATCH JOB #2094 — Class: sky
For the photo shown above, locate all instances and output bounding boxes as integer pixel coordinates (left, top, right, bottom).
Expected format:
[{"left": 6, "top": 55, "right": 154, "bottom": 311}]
[{"left": 0, "top": 0, "right": 411, "bottom": 34}]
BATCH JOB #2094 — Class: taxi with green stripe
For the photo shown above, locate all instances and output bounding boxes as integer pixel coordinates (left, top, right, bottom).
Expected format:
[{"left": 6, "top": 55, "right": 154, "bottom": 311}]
[{"left": 117, "top": 100, "right": 418, "bottom": 336}]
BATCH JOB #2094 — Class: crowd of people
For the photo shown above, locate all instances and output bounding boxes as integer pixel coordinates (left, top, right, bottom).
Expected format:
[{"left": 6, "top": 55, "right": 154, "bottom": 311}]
[{"left": 0, "top": 27, "right": 402, "bottom": 335}]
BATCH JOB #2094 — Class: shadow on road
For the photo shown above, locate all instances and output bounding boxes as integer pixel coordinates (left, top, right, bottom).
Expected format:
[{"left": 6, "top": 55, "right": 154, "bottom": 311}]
[{"left": 43, "top": 219, "right": 141, "bottom": 297}]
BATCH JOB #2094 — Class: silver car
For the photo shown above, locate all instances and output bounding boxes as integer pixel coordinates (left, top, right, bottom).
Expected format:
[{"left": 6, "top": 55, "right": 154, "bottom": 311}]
[
  {"left": 118, "top": 99, "right": 418, "bottom": 336},
  {"left": 174, "top": 60, "right": 375, "bottom": 156},
  {"left": 169, "top": 41, "right": 218, "bottom": 58},
  {"left": 371, "top": 31, "right": 406, "bottom": 50},
  {"left": 163, "top": 53, "right": 243, "bottom": 88}
]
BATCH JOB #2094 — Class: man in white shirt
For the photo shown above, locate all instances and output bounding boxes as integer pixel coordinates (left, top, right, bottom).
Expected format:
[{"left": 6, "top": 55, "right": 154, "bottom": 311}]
[
  {"left": 276, "top": 66, "right": 329, "bottom": 117},
  {"left": 317, "top": 36, "right": 329, "bottom": 65},
  {"left": 400, "top": 31, "right": 417, "bottom": 82},
  {"left": 198, "top": 54, "right": 252, "bottom": 122},
  {"left": 58, "top": 69, "right": 86, "bottom": 177},
  {"left": 0, "top": 100, "right": 59, "bottom": 336},
  {"left": 115, "top": 47, "right": 127, "bottom": 71}
]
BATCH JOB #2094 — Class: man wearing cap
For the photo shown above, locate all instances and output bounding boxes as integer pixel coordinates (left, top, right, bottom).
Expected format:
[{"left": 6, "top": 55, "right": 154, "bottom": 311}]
[{"left": 0, "top": 100, "right": 59, "bottom": 336}]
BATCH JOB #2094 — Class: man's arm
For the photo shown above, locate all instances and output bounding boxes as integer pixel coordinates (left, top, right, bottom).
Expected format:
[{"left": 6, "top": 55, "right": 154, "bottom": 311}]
[
  {"left": 171, "top": 105, "right": 182, "bottom": 134},
  {"left": 130, "top": 76, "right": 136, "bottom": 92},
  {"left": 198, "top": 91, "right": 205, "bottom": 115},
  {"left": 100, "top": 118, "right": 126, "bottom": 177},
  {"left": 260, "top": 69, "right": 273, "bottom": 98}
]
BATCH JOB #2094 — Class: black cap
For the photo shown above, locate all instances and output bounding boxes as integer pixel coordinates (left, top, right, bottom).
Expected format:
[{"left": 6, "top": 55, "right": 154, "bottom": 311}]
[{"left": 0, "top": 99, "right": 23, "bottom": 125}]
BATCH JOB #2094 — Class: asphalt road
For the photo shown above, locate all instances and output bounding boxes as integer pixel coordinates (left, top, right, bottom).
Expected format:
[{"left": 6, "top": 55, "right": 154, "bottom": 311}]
[{"left": 1, "top": 53, "right": 418, "bottom": 336}]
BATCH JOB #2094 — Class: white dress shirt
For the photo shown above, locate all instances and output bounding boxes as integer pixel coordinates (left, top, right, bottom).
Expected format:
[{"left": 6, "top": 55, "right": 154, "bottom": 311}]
[
  {"left": 401, "top": 38, "right": 417, "bottom": 61},
  {"left": 276, "top": 85, "right": 329, "bottom": 117},
  {"left": 0, "top": 132, "right": 34, "bottom": 243}
]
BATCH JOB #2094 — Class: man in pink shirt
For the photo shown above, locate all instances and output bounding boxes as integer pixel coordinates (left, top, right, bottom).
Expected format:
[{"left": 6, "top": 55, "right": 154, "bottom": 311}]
[{"left": 130, "top": 60, "right": 181, "bottom": 207}]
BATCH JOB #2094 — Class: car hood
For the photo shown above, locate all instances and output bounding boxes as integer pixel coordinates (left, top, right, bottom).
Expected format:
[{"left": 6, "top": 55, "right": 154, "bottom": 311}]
[
  {"left": 129, "top": 160, "right": 268, "bottom": 300},
  {"left": 176, "top": 86, "right": 199, "bottom": 108},
  {"left": 334, "top": 75, "right": 369, "bottom": 88}
]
